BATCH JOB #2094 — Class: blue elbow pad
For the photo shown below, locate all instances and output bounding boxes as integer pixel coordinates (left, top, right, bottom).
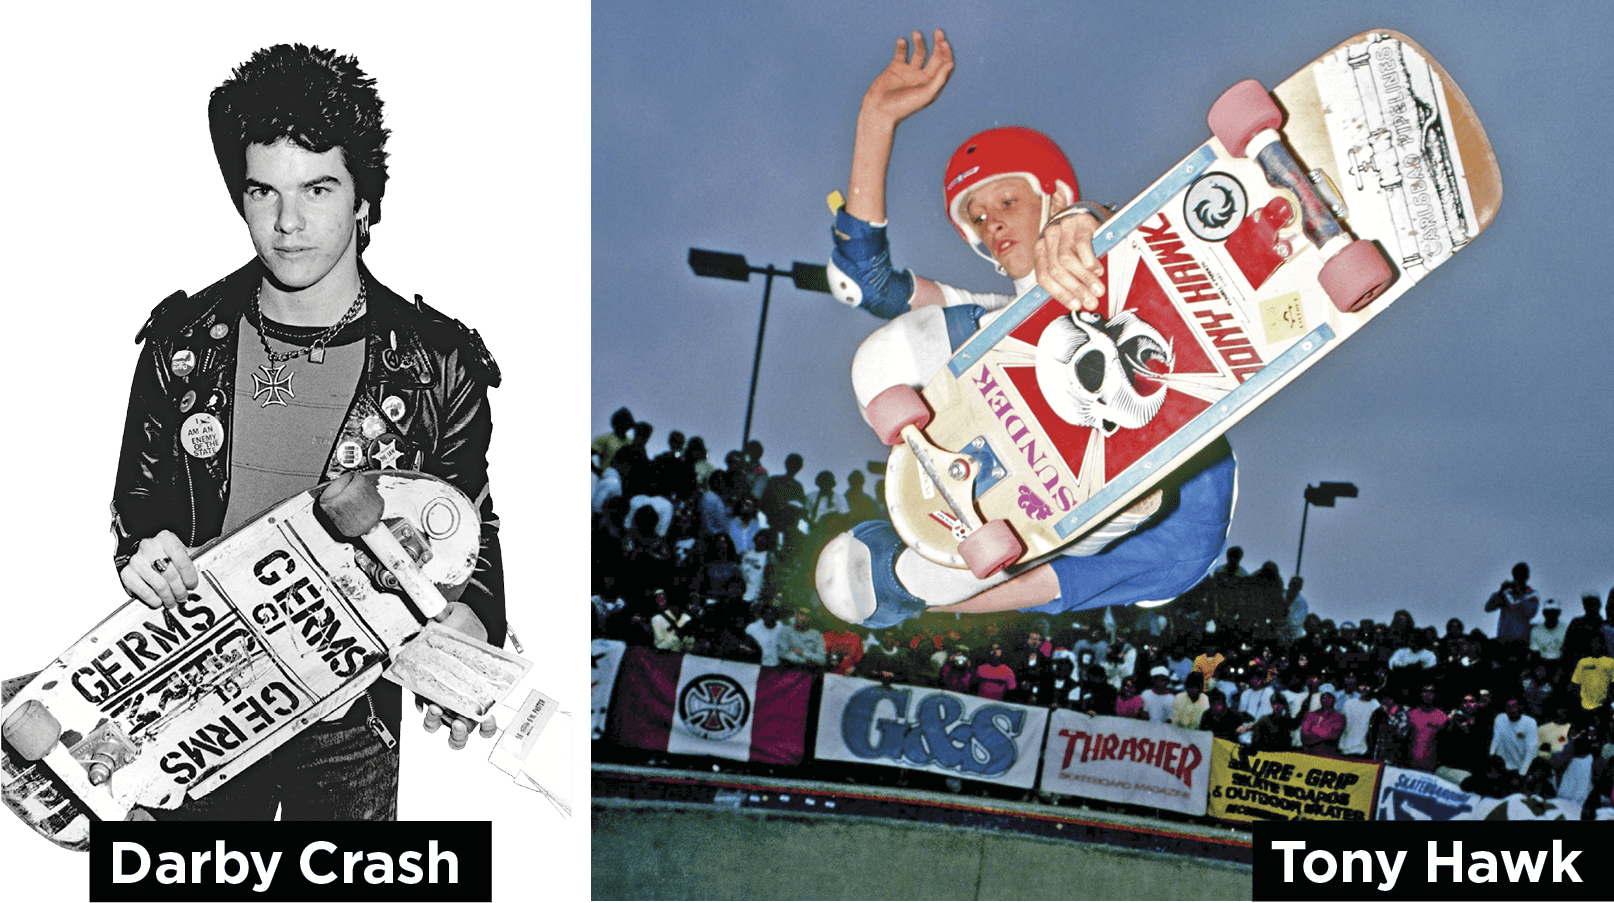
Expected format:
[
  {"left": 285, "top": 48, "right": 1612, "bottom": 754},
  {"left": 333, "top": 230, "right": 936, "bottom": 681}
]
[{"left": 827, "top": 207, "right": 915, "bottom": 319}]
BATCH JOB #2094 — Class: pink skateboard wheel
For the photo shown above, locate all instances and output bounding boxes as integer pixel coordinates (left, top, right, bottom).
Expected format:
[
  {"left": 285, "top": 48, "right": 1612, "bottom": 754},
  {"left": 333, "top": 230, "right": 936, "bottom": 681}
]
[
  {"left": 1319, "top": 240, "right": 1394, "bottom": 312},
  {"left": 865, "top": 385, "right": 932, "bottom": 446},
  {"left": 1208, "top": 80, "right": 1283, "bottom": 158},
  {"left": 959, "top": 520, "right": 1024, "bottom": 579}
]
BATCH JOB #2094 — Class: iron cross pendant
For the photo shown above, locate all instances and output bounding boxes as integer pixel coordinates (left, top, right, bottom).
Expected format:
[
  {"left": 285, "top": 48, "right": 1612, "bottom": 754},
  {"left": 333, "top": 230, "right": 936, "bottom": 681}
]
[{"left": 253, "top": 364, "right": 295, "bottom": 407}]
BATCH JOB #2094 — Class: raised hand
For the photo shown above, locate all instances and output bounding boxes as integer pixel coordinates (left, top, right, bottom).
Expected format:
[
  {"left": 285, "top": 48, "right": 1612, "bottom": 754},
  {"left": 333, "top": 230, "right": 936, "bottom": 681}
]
[{"left": 861, "top": 29, "right": 955, "bottom": 127}]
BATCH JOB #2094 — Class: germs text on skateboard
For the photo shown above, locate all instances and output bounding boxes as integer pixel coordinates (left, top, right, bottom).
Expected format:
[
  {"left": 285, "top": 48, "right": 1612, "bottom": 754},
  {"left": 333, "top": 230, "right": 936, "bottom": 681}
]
[{"left": 0, "top": 471, "right": 529, "bottom": 850}]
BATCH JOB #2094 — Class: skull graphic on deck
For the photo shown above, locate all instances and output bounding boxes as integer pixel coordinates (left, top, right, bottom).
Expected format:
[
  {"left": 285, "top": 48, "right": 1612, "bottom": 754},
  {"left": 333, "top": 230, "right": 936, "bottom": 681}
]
[{"left": 1034, "top": 310, "right": 1173, "bottom": 434}]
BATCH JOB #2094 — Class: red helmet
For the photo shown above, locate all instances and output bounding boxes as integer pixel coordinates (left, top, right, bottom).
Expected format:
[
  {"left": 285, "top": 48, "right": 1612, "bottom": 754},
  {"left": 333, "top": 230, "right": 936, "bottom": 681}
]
[{"left": 944, "top": 127, "right": 1080, "bottom": 252}]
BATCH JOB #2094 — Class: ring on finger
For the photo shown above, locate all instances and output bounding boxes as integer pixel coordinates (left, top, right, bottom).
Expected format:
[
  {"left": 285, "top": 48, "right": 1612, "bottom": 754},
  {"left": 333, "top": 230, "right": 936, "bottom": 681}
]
[{"left": 152, "top": 557, "right": 172, "bottom": 575}]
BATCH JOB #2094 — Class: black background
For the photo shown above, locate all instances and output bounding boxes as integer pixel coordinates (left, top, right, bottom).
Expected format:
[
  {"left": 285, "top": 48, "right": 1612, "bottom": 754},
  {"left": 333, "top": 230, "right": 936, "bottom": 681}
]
[{"left": 1252, "top": 821, "right": 1610, "bottom": 901}]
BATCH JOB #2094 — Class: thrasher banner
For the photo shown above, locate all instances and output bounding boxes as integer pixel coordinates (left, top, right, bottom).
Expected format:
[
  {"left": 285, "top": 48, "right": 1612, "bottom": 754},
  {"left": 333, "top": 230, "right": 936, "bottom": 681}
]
[{"left": 1039, "top": 710, "right": 1213, "bottom": 815}]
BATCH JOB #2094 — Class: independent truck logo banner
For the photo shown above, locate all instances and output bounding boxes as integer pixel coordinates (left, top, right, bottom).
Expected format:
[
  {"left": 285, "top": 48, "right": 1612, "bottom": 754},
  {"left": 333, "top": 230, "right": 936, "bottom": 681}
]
[{"left": 606, "top": 647, "right": 810, "bottom": 764}]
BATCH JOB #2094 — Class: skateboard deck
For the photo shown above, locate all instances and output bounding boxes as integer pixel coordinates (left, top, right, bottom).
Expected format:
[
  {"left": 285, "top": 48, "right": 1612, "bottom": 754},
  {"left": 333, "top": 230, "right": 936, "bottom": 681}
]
[
  {"left": 1, "top": 471, "right": 529, "bottom": 849},
  {"left": 882, "top": 30, "right": 1501, "bottom": 575}
]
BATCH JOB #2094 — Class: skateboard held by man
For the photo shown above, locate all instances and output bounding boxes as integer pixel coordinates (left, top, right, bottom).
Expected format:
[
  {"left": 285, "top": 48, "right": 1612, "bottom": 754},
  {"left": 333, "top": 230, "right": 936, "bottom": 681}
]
[{"left": 1, "top": 471, "right": 529, "bottom": 849}]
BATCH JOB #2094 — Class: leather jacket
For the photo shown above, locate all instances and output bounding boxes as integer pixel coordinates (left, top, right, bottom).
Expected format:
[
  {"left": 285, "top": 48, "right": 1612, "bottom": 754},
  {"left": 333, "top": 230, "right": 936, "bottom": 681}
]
[{"left": 111, "top": 260, "right": 507, "bottom": 654}]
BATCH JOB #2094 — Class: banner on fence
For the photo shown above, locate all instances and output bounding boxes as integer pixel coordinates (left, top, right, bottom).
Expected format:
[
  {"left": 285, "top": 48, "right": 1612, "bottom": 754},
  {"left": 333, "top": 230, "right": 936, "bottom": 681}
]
[
  {"left": 608, "top": 647, "right": 811, "bottom": 764},
  {"left": 1378, "top": 767, "right": 1585, "bottom": 821},
  {"left": 591, "top": 639, "right": 627, "bottom": 740},
  {"left": 1206, "top": 738, "right": 1380, "bottom": 822},
  {"left": 1039, "top": 711, "right": 1213, "bottom": 815},
  {"left": 813, "top": 674, "right": 1048, "bottom": 788},
  {"left": 1376, "top": 766, "right": 1483, "bottom": 821}
]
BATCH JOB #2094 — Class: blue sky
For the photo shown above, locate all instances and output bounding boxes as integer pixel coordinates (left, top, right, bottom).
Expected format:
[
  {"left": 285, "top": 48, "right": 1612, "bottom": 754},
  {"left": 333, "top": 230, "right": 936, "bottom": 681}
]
[{"left": 592, "top": 1, "right": 1612, "bottom": 630}]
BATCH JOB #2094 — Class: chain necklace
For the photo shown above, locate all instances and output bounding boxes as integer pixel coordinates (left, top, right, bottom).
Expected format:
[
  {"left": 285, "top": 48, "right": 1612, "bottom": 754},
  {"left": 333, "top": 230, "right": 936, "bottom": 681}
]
[{"left": 249, "top": 281, "right": 367, "bottom": 408}]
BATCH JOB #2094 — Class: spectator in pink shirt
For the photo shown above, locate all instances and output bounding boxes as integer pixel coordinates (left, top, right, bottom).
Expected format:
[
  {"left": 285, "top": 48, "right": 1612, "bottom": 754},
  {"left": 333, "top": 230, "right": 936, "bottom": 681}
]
[
  {"left": 1299, "top": 691, "right": 1347, "bottom": 756},
  {"left": 974, "top": 644, "right": 1018, "bottom": 701},
  {"left": 1114, "top": 677, "right": 1145, "bottom": 719},
  {"left": 1406, "top": 684, "right": 1450, "bottom": 771}
]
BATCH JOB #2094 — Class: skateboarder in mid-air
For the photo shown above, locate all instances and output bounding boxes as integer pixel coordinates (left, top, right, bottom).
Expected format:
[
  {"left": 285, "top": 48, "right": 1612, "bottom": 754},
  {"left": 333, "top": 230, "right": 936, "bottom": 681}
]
[{"left": 816, "top": 29, "right": 1237, "bottom": 629}]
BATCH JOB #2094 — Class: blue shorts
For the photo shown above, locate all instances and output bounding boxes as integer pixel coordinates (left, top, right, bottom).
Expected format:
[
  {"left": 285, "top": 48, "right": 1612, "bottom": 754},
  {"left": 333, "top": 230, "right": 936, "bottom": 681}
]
[{"left": 1035, "top": 438, "right": 1235, "bottom": 615}]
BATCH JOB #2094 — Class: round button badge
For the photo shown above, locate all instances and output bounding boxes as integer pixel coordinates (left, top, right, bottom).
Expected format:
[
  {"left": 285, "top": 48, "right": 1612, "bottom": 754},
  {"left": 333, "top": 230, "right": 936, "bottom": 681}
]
[{"left": 180, "top": 413, "right": 224, "bottom": 459}]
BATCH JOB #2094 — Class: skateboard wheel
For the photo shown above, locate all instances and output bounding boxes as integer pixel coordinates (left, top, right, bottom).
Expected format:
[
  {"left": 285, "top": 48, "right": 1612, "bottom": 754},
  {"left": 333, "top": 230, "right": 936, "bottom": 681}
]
[
  {"left": 2, "top": 700, "right": 62, "bottom": 762},
  {"left": 319, "top": 472, "right": 386, "bottom": 538},
  {"left": 1319, "top": 240, "right": 1394, "bottom": 312},
  {"left": 865, "top": 385, "right": 931, "bottom": 446},
  {"left": 1208, "top": 80, "right": 1282, "bottom": 157},
  {"left": 958, "top": 520, "right": 1023, "bottom": 579}
]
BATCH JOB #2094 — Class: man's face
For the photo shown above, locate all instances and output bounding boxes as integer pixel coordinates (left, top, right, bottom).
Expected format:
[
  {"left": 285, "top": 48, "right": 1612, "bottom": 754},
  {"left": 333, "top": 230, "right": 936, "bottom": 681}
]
[
  {"left": 964, "top": 177, "right": 1045, "bottom": 279},
  {"left": 243, "top": 139, "right": 366, "bottom": 292}
]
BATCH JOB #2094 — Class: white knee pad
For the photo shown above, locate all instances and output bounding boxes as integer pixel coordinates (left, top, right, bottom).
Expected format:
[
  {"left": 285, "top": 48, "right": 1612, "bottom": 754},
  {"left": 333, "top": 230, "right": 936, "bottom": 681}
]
[
  {"left": 819, "top": 526, "right": 1007, "bottom": 626},
  {"left": 816, "top": 531, "right": 878, "bottom": 624},
  {"left": 850, "top": 306, "right": 954, "bottom": 412}
]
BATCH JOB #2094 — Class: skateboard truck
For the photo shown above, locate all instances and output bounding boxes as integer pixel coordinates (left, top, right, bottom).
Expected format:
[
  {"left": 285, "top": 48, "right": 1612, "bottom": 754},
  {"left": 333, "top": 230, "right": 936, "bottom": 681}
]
[
  {"left": 354, "top": 517, "right": 435, "bottom": 594},
  {"left": 866, "top": 385, "right": 1026, "bottom": 577},
  {"left": 70, "top": 721, "right": 137, "bottom": 786},
  {"left": 1208, "top": 80, "right": 1394, "bottom": 312}
]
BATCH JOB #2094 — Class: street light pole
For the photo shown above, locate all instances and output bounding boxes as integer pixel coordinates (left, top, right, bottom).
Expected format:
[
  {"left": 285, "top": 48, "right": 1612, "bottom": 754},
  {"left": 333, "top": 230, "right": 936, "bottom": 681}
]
[
  {"left": 688, "top": 248, "right": 831, "bottom": 448},
  {"left": 1296, "top": 494, "right": 1312, "bottom": 576},
  {"left": 742, "top": 267, "right": 776, "bottom": 449},
  {"left": 1295, "top": 481, "right": 1359, "bottom": 578}
]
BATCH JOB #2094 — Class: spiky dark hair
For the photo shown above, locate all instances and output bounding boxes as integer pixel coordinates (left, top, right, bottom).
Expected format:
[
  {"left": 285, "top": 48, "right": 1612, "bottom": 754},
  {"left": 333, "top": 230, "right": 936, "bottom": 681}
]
[{"left": 209, "top": 44, "right": 390, "bottom": 231}]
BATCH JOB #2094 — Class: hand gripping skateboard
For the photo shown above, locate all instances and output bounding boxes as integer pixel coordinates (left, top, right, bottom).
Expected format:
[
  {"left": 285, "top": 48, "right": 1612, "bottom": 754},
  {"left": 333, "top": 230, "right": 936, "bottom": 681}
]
[
  {"left": 0, "top": 471, "right": 530, "bottom": 849},
  {"left": 866, "top": 30, "right": 1501, "bottom": 578}
]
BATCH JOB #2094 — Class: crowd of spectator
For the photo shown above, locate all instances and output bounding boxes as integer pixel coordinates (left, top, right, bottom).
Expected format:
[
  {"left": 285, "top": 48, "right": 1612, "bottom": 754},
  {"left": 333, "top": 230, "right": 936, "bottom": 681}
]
[{"left": 592, "top": 409, "right": 1614, "bottom": 820}]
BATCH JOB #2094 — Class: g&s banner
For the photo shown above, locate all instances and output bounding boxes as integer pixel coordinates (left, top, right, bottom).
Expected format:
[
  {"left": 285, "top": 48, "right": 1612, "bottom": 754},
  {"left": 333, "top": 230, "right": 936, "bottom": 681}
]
[
  {"left": 1207, "top": 738, "right": 1380, "bottom": 822},
  {"left": 1039, "top": 711, "right": 1213, "bottom": 815},
  {"left": 814, "top": 674, "right": 1048, "bottom": 788}
]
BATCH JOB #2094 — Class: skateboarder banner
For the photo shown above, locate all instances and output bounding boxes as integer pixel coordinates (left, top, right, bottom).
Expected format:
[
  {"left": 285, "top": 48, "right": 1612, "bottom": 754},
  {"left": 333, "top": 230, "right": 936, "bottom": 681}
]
[
  {"left": 1375, "top": 766, "right": 1483, "bottom": 821},
  {"left": 813, "top": 674, "right": 1048, "bottom": 789},
  {"left": 1376, "top": 766, "right": 1585, "bottom": 821},
  {"left": 1038, "top": 711, "right": 1213, "bottom": 816},
  {"left": 607, "top": 647, "right": 811, "bottom": 765}
]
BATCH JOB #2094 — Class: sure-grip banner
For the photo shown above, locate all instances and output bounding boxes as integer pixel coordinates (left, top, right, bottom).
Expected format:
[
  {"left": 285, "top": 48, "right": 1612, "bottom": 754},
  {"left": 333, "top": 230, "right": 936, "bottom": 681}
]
[{"left": 1207, "top": 738, "right": 1379, "bottom": 822}]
